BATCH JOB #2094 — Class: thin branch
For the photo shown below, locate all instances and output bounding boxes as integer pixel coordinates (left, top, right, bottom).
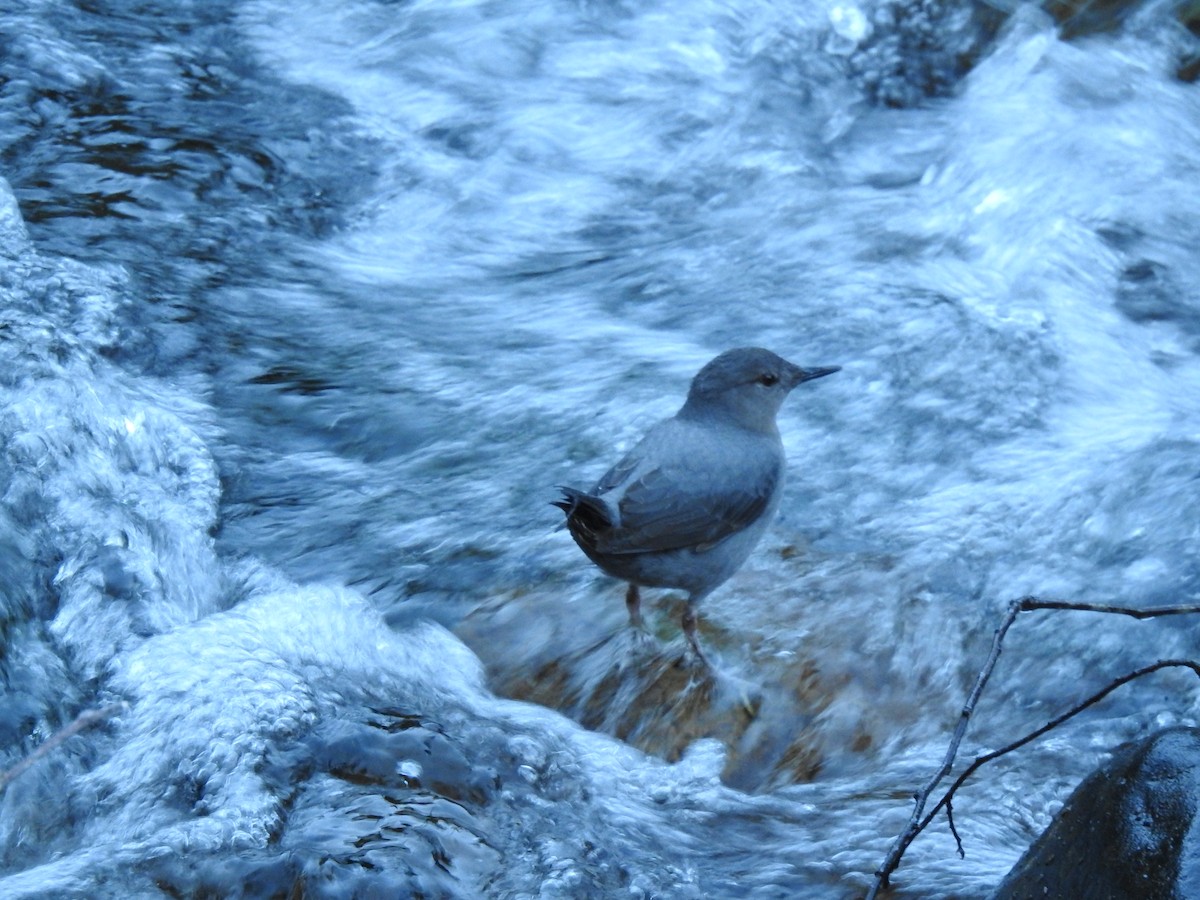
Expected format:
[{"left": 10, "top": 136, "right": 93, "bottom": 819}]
[
  {"left": 865, "top": 595, "right": 1200, "bottom": 899},
  {"left": 0, "top": 703, "right": 125, "bottom": 794},
  {"left": 918, "top": 659, "right": 1200, "bottom": 849},
  {"left": 1018, "top": 597, "right": 1200, "bottom": 619},
  {"left": 946, "top": 798, "right": 963, "bottom": 858},
  {"left": 866, "top": 597, "right": 1025, "bottom": 899}
]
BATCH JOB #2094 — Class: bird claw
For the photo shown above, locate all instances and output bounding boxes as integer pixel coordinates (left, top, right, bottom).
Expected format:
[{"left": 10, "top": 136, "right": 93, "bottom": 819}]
[{"left": 735, "top": 686, "right": 761, "bottom": 719}]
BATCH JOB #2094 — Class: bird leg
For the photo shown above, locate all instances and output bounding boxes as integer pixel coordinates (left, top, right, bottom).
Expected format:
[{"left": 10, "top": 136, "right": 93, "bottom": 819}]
[
  {"left": 625, "top": 583, "right": 645, "bottom": 629},
  {"left": 681, "top": 606, "right": 710, "bottom": 667}
]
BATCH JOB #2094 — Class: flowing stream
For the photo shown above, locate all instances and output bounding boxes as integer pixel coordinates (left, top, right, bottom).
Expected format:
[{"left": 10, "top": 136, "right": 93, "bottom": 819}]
[{"left": 2, "top": 0, "right": 1200, "bottom": 896}]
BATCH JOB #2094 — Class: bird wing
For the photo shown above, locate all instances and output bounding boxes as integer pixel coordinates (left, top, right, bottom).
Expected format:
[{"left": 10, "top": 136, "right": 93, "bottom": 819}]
[{"left": 591, "top": 422, "right": 782, "bottom": 555}]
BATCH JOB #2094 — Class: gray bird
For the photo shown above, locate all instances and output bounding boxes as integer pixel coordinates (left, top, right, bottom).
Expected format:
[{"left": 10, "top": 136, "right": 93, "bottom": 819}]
[{"left": 553, "top": 347, "right": 839, "bottom": 664}]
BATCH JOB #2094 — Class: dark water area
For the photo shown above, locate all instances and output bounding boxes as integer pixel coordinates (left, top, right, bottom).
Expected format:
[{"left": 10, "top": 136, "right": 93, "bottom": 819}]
[{"left": 3, "top": 0, "right": 1200, "bottom": 896}]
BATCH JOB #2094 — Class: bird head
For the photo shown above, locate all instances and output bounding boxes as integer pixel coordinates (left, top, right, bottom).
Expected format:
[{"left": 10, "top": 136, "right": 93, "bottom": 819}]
[{"left": 680, "top": 347, "right": 839, "bottom": 433}]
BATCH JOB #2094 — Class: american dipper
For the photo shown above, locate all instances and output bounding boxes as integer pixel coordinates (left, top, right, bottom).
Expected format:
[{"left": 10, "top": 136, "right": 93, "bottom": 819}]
[{"left": 553, "top": 347, "right": 839, "bottom": 664}]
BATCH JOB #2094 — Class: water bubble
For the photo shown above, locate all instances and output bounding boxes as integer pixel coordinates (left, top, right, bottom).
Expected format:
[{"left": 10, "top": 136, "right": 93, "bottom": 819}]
[
  {"left": 827, "top": 5, "right": 872, "bottom": 54},
  {"left": 396, "top": 759, "right": 422, "bottom": 780}
]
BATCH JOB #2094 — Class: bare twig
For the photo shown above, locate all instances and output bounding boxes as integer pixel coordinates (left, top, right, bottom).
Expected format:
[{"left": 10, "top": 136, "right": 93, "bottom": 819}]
[
  {"left": 946, "top": 798, "right": 963, "bottom": 858},
  {"left": 866, "top": 597, "right": 1025, "bottom": 898},
  {"left": 865, "top": 596, "right": 1200, "bottom": 899},
  {"left": 1017, "top": 598, "right": 1200, "bottom": 619},
  {"left": 920, "top": 658, "right": 1200, "bottom": 859},
  {"left": 0, "top": 703, "right": 125, "bottom": 794}
]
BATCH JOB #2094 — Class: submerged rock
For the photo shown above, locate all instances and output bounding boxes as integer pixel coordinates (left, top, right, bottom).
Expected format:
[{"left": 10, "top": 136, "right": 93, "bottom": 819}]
[
  {"left": 844, "top": 0, "right": 1200, "bottom": 107},
  {"left": 993, "top": 727, "right": 1200, "bottom": 900},
  {"left": 457, "top": 587, "right": 859, "bottom": 792}
]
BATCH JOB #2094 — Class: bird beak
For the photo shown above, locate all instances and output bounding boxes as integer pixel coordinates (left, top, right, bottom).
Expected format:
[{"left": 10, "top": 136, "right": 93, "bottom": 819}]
[{"left": 791, "top": 365, "right": 841, "bottom": 386}]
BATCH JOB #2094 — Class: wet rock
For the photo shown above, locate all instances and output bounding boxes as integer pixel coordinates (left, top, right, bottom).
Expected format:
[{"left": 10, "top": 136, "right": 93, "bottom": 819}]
[
  {"left": 844, "top": 0, "right": 1007, "bottom": 107},
  {"left": 457, "top": 591, "right": 837, "bottom": 792},
  {"left": 1182, "top": 3, "right": 1200, "bottom": 81},
  {"left": 1040, "top": 0, "right": 1197, "bottom": 44},
  {"left": 992, "top": 726, "right": 1200, "bottom": 900},
  {"left": 140, "top": 707, "right": 508, "bottom": 899},
  {"left": 843, "top": 0, "right": 1200, "bottom": 107},
  {"left": 1043, "top": 0, "right": 1144, "bottom": 39},
  {"left": 499, "top": 627, "right": 764, "bottom": 770},
  {"left": 1041, "top": 0, "right": 1200, "bottom": 82},
  {"left": 1114, "top": 260, "right": 1192, "bottom": 326}
]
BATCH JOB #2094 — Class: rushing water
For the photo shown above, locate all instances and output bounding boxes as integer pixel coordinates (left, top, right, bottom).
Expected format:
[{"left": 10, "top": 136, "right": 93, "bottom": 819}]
[{"left": 2, "top": 0, "right": 1200, "bottom": 896}]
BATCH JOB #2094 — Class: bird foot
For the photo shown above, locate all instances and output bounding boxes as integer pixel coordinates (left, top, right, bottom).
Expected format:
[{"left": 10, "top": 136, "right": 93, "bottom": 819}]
[
  {"left": 723, "top": 677, "right": 762, "bottom": 719},
  {"left": 680, "top": 607, "right": 712, "bottom": 671},
  {"left": 673, "top": 643, "right": 713, "bottom": 675},
  {"left": 626, "top": 623, "right": 655, "bottom": 653}
]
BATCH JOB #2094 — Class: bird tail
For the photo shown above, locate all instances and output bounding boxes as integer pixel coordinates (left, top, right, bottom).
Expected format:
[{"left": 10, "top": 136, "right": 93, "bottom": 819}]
[{"left": 551, "top": 487, "right": 613, "bottom": 543}]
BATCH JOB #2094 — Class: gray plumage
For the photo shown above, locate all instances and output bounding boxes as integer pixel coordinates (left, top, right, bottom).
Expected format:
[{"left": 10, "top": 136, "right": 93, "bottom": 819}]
[{"left": 554, "top": 347, "right": 839, "bottom": 663}]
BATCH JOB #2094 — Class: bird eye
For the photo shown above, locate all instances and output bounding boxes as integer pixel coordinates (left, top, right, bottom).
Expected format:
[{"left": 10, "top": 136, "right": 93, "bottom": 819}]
[{"left": 757, "top": 373, "right": 779, "bottom": 386}]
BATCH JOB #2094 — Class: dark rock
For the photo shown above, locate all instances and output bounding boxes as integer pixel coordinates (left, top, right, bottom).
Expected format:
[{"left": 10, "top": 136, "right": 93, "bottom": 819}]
[
  {"left": 844, "top": 0, "right": 1200, "bottom": 107},
  {"left": 1043, "top": 0, "right": 1143, "bottom": 39},
  {"left": 1114, "top": 260, "right": 1200, "bottom": 330},
  {"left": 993, "top": 726, "right": 1200, "bottom": 900},
  {"left": 845, "top": 0, "right": 1008, "bottom": 108}
]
